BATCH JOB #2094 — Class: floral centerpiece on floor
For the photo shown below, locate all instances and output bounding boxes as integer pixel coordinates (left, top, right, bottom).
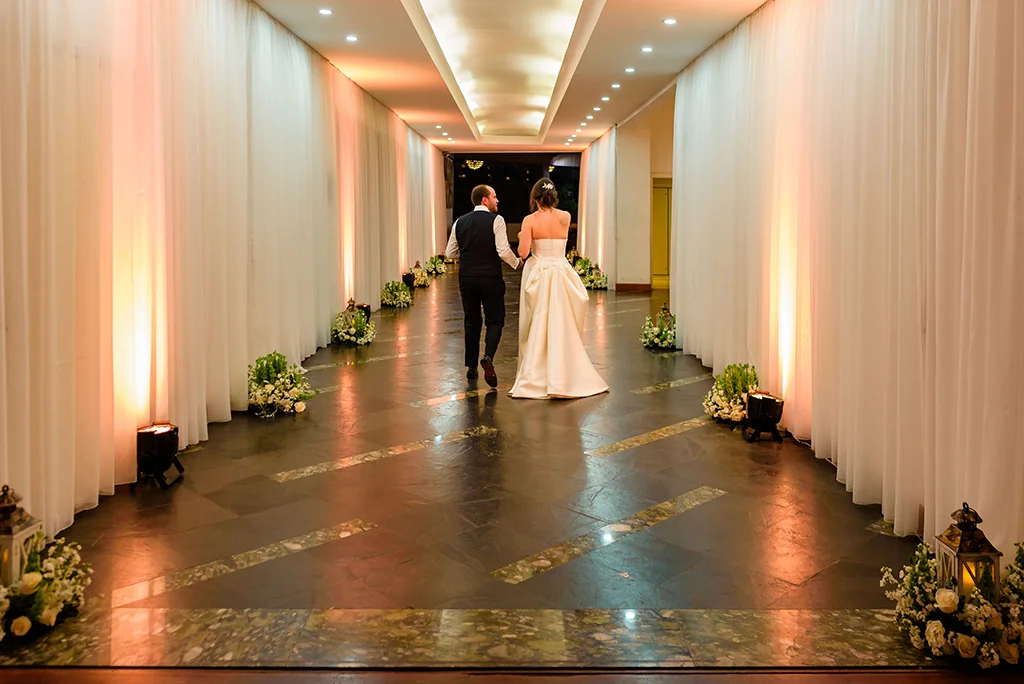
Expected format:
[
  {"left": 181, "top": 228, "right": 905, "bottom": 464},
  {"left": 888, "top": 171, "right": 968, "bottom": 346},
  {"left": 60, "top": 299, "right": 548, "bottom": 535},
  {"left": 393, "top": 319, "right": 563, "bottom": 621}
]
[
  {"left": 881, "top": 542, "right": 1024, "bottom": 668},
  {"left": 640, "top": 303, "right": 676, "bottom": 349},
  {"left": 381, "top": 281, "right": 412, "bottom": 308},
  {"left": 247, "top": 351, "right": 315, "bottom": 418},
  {"left": 425, "top": 255, "right": 447, "bottom": 276},
  {"left": 331, "top": 309, "right": 375, "bottom": 346},
  {"left": 0, "top": 532, "right": 92, "bottom": 644},
  {"left": 414, "top": 269, "right": 430, "bottom": 288},
  {"left": 583, "top": 267, "right": 608, "bottom": 290},
  {"left": 702, "top": 363, "right": 759, "bottom": 422},
  {"left": 573, "top": 256, "right": 592, "bottom": 276}
]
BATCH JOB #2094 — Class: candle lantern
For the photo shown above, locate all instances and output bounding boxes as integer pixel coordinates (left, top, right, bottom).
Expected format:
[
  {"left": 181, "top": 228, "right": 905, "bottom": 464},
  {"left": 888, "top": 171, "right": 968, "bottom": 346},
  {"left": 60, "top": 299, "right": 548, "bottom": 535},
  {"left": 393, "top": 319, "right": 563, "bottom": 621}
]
[
  {"left": 741, "top": 391, "right": 785, "bottom": 442},
  {"left": 133, "top": 423, "right": 185, "bottom": 490},
  {"left": 0, "top": 484, "right": 43, "bottom": 586},
  {"left": 935, "top": 502, "right": 1002, "bottom": 601}
]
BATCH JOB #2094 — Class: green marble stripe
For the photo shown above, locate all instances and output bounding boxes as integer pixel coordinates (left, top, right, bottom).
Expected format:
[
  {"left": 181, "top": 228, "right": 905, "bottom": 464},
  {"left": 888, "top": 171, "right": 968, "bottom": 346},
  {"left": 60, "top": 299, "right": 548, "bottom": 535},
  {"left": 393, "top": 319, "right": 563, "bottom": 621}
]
[
  {"left": 177, "top": 444, "right": 203, "bottom": 456},
  {"left": 269, "top": 426, "right": 499, "bottom": 482},
  {"left": 305, "top": 350, "right": 429, "bottom": 371},
  {"left": 110, "top": 519, "right": 375, "bottom": 609},
  {"left": 0, "top": 607, "right": 934, "bottom": 668},
  {"left": 409, "top": 386, "right": 513, "bottom": 408},
  {"left": 585, "top": 416, "right": 712, "bottom": 459},
  {"left": 491, "top": 485, "right": 726, "bottom": 585},
  {"left": 867, "top": 518, "right": 899, "bottom": 537},
  {"left": 631, "top": 373, "right": 713, "bottom": 395}
]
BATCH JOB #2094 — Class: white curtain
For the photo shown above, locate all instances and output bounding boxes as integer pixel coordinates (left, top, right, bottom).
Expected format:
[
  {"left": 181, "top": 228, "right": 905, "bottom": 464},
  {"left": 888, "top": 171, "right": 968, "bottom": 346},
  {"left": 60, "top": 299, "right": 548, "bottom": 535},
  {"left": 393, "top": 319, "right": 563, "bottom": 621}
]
[
  {"left": 670, "top": 0, "right": 1024, "bottom": 551},
  {"left": 0, "top": 0, "right": 443, "bottom": 535},
  {"left": 578, "top": 127, "right": 617, "bottom": 286}
]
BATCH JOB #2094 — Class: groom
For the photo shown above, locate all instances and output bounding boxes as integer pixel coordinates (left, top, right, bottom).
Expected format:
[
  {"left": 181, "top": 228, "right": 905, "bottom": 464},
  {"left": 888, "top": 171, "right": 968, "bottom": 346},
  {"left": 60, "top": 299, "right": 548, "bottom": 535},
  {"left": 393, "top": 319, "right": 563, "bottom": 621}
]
[{"left": 445, "top": 185, "right": 521, "bottom": 387}]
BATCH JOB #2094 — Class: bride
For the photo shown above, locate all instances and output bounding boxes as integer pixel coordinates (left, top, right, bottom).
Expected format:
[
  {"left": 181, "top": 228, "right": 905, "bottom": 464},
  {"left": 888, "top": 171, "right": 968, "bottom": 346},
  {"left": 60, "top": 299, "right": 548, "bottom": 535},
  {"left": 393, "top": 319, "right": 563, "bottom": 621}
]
[{"left": 509, "top": 179, "right": 609, "bottom": 399}]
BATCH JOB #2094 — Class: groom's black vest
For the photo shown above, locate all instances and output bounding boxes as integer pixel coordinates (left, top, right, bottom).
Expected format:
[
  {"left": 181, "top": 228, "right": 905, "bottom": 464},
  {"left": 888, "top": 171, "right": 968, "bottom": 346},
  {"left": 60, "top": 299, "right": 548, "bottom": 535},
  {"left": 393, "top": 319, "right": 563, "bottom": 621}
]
[{"left": 454, "top": 210, "right": 503, "bottom": 278}]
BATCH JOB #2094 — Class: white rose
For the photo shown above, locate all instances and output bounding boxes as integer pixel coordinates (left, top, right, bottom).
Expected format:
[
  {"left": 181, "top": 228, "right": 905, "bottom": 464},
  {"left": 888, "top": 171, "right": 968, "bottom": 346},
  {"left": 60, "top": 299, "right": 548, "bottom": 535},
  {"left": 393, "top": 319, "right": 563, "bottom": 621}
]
[
  {"left": 11, "top": 616, "right": 32, "bottom": 637},
  {"left": 39, "top": 606, "right": 59, "bottom": 627},
  {"left": 19, "top": 572, "right": 42, "bottom": 595},
  {"left": 294, "top": 402, "right": 306, "bottom": 413},
  {"left": 935, "top": 588, "right": 959, "bottom": 614},
  {"left": 925, "top": 620, "right": 946, "bottom": 651},
  {"left": 998, "top": 640, "right": 1019, "bottom": 665},
  {"left": 288, "top": 388, "right": 299, "bottom": 398},
  {"left": 264, "top": 383, "right": 273, "bottom": 391},
  {"left": 956, "top": 634, "right": 979, "bottom": 659}
]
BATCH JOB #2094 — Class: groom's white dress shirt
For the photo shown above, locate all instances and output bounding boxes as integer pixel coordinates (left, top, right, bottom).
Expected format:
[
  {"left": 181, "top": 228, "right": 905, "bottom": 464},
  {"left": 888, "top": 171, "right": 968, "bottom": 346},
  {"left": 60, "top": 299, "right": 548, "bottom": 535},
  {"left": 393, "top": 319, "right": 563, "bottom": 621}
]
[{"left": 445, "top": 205, "right": 521, "bottom": 270}]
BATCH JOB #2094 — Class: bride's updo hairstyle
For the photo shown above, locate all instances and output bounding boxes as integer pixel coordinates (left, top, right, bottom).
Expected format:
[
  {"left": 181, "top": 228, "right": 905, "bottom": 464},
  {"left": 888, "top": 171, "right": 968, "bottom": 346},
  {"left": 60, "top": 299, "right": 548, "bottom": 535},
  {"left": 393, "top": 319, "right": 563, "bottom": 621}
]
[{"left": 530, "top": 179, "right": 559, "bottom": 212}]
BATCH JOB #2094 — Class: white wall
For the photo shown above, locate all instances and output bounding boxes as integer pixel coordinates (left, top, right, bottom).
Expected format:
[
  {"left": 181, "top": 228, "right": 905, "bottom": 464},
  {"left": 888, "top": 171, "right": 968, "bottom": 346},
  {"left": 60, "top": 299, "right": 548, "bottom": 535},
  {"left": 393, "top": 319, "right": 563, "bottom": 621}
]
[{"left": 614, "top": 121, "right": 652, "bottom": 286}]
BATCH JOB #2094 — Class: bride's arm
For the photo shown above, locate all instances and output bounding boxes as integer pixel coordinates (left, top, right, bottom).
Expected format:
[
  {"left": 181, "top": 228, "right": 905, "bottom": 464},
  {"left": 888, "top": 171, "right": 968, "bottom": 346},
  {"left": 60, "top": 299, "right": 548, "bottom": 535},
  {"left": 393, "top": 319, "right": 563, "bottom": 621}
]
[{"left": 517, "top": 219, "right": 532, "bottom": 259}]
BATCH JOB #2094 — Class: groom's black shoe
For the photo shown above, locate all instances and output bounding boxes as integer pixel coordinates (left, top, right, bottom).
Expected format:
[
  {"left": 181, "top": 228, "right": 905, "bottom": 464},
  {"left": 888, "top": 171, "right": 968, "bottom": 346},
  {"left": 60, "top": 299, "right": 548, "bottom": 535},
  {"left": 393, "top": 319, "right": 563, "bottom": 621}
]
[
  {"left": 480, "top": 356, "right": 497, "bottom": 388},
  {"left": 467, "top": 367, "right": 479, "bottom": 380}
]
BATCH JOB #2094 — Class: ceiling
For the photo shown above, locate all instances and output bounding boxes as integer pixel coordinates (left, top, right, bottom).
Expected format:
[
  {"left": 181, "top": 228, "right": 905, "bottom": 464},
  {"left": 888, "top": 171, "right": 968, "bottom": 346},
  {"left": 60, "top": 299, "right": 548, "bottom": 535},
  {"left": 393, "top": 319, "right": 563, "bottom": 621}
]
[{"left": 252, "top": 0, "right": 765, "bottom": 152}]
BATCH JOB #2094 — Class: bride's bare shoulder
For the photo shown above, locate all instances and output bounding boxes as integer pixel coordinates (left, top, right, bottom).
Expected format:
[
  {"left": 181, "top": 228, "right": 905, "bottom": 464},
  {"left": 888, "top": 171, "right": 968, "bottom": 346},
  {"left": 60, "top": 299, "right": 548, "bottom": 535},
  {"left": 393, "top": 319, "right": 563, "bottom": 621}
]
[{"left": 559, "top": 209, "right": 571, "bottom": 223}]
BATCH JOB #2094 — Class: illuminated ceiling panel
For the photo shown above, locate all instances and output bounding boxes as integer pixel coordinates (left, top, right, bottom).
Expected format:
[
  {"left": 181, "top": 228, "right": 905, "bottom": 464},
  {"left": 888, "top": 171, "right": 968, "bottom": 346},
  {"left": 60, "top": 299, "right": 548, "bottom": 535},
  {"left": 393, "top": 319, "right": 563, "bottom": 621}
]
[{"left": 400, "top": 0, "right": 606, "bottom": 143}]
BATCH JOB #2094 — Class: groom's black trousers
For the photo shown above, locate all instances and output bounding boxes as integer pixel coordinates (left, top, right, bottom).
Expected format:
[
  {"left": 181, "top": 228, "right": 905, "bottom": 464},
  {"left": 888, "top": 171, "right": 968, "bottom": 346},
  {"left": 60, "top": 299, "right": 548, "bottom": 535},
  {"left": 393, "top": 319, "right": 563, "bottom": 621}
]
[{"left": 459, "top": 275, "right": 505, "bottom": 368}]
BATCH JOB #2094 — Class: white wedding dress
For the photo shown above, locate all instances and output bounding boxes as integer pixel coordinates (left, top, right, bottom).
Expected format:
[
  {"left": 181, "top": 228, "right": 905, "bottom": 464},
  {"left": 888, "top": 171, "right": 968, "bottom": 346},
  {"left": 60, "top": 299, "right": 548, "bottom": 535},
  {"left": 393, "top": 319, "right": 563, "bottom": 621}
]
[{"left": 509, "top": 238, "right": 609, "bottom": 399}]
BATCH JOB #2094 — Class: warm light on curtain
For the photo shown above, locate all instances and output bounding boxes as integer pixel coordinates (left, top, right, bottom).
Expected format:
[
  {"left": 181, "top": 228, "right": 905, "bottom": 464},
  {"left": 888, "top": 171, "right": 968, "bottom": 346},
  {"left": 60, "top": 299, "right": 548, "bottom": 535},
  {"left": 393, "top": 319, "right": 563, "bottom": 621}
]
[
  {"left": 579, "top": 128, "right": 617, "bottom": 284},
  {"left": 670, "top": 0, "right": 1024, "bottom": 551},
  {"left": 0, "top": 0, "right": 443, "bottom": 535}
]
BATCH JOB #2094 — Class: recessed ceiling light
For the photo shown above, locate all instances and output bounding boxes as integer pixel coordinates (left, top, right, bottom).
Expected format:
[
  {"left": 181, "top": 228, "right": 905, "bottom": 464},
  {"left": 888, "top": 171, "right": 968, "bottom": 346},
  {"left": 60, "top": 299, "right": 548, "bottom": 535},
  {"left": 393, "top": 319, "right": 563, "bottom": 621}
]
[
  {"left": 319, "top": 8, "right": 332, "bottom": 15},
  {"left": 571, "top": 135, "right": 577, "bottom": 138},
  {"left": 664, "top": 18, "right": 677, "bottom": 25},
  {"left": 447, "top": 137, "right": 453, "bottom": 141},
  {"left": 575, "top": 129, "right": 582, "bottom": 133},
  {"left": 346, "top": 35, "right": 358, "bottom": 42},
  {"left": 612, "top": 83, "right": 621, "bottom": 89},
  {"left": 593, "top": 107, "right": 601, "bottom": 111},
  {"left": 436, "top": 125, "right": 442, "bottom": 129},
  {"left": 642, "top": 46, "right": 653, "bottom": 53},
  {"left": 442, "top": 132, "right": 448, "bottom": 136},
  {"left": 564, "top": 142, "right": 570, "bottom": 146},
  {"left": 625, "top": 67, "right": 635, "bottom": 73},
  {"left": 586, "top": 115, "right": 594, "bottom": 120},
  {"left": 601, "top": 96, "right": 610, "bottom": 101},
  {"left": 581, "top": 122, "right": 588, "bottom": 126}
]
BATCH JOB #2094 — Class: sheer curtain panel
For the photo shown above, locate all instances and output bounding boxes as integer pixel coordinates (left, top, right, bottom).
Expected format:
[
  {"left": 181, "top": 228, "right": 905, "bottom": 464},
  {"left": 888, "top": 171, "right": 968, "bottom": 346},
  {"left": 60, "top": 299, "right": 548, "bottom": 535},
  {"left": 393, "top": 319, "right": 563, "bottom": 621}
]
[
  {"left": 669, "top": 0, "right": 1024, "bottom": 550},
  {"left": 0, "top": 0, "right": 443, "bottom": 535}
]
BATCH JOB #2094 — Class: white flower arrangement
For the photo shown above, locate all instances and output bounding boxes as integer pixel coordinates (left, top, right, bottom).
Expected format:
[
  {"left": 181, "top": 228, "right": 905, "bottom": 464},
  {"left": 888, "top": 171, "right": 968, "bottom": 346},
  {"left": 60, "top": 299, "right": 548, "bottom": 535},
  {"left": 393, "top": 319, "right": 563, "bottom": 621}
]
[
  {"left": 583, "top": 269, "right": 608, "bottom": 290},
  {"left": 702, "top": 363, "right": 759, "bottom": 422},
  {"left": 573, "top": 256, "right": 592, "bottom": 276},
  {"left": 425, "top": 255, "right": 447, "bottom": 276},
  {"left": 331, "top": 310, "right": 375, "bottom": 346},
  {"left": 246, "top": 351, "right": 315, "bottom": 419},
  {"left": 413, "top": 269, "right": 430, "bottom": 288},
  {"left": 0, "top": 532, "right": 92, "bottom": 644},
  {"left": 881, "top": 542, "right": 1024, "bottom": 668},
  {"left": 640, "top": 305, "right": 676, "bottom": 349},
  {"left": 380, "top": 281, "right": 412, "bottom": 308}
]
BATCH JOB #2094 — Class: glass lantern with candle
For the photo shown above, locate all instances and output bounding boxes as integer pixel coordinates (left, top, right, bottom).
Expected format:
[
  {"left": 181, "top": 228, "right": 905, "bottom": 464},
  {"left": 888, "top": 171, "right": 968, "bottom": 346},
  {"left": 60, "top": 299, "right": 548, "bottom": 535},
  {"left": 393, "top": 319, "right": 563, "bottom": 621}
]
[{"left": 935, "top": 502, "right": 1002, "bottom": 602}]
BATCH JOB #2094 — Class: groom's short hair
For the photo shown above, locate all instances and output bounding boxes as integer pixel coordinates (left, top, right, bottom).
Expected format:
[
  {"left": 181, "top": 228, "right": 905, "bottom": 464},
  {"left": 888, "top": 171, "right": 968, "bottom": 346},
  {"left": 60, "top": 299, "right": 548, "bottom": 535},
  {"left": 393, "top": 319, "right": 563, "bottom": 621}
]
[{"left": 471, "top": 185, "right": 492, "bottom": 206}]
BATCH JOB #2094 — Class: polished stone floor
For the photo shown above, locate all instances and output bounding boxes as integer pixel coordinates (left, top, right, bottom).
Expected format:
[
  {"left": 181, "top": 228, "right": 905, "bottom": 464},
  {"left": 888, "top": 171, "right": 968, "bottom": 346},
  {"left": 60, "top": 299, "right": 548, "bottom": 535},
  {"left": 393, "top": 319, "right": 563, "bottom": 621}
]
[{"left": 1, "top": 267, "right": 935, "bottom": 670}]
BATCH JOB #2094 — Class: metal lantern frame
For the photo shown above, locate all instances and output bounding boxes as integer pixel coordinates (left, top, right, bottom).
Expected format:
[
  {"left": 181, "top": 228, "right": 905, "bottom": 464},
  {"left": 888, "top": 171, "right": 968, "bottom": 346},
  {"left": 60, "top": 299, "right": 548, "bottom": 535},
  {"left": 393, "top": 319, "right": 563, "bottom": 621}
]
[
  {"left": 935, "top": 502, "right": 1002, "bottom": 601},
  {"left": 0, "top": 484, "right": 44, "bottom": 586}
]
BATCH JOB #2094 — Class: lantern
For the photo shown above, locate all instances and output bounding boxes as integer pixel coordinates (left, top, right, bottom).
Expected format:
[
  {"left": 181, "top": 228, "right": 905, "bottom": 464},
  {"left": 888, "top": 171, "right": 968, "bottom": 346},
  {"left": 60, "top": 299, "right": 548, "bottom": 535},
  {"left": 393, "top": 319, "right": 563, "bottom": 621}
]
[
  {"left": 0, "top": 484, "right": 43, "bottom": 586},
  {"left": 935, "top": 502, "right": 1002, "bottom": 601},
  {"left": 742, "top": 391, "right": 785, "bottom": 442}
]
